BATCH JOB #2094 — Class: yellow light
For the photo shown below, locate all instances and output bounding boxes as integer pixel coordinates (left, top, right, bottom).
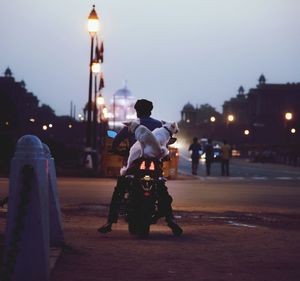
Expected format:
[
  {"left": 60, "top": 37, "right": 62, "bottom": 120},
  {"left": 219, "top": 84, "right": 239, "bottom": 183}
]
[
  {"left": 91, "top": 61, "right": 101, "bottom": 74},
  {"left": 285, "top": 112, "right": 293, "bottom": 120},
  {"left": 103, "top": 107, "right": 108, "bottom": 119},
  {"left": 244, "top": 129, "right": 250, "bottom": 135},
  {"left": 291, "top": 128, "right": 296, "bottom": 134},
  {"left": 88, "top": 6, "right": 99, "bottom": 36},
  {"left": 227, "top": 114, "right": 235, "bottom": 122},
  {"left": 210, "top": 116, "right": 216, "bottom": 122},
  {"left": 97, "top": 94, "right": 105, "bottom": 106},
  {"left": 42, "top": 125, "right": 48, "bottom": 131}
]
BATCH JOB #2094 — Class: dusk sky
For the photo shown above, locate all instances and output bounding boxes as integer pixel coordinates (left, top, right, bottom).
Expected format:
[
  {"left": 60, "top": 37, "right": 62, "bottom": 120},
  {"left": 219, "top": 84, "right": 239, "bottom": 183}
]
[{"left": 1, "top": 0, "right": 300, "bottom": 122}]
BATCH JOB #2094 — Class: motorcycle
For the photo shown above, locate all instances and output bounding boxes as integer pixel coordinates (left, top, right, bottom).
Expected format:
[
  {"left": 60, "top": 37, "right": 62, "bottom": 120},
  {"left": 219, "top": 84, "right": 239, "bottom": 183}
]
[
  {"left": 122, "top": 157, "right": 167, "bottom": 238},
  {"left": 107, "top": 130, "right": 177, "bottom": 238}
]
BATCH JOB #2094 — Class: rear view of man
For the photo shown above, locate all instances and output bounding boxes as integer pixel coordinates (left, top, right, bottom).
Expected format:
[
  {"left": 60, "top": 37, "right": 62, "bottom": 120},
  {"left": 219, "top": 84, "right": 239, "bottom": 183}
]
[
  {"left": 98, "top": 99, "right": 182, "bottom": 236},
  {"left": 220, "top": 140, "right": 231, "bottom": 176}
]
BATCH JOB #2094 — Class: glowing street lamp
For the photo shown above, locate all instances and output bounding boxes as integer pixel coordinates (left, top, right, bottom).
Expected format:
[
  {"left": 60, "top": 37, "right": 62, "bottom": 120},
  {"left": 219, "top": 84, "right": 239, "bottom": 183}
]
[
  {"left": 97, "top": 94, "right": 105, "bottom": 107},
  {"left": 285, "top": 112, "right": 293, "bottom": 121},
  {"left": 91, "top": 60, "right": 101, "bottom": 74},
  {"left": 244, "top": 129, "right": 250, "bottom": 136},
  {"left": 227, "top": 114, "right": 235, "bottom": 122},
  {"left": 88, "top": 5, "right": 100, "bottom": 36},
  {"left": 86, "top": 5, "right": 100, "bottom": 149},
  {"left": 210, "top": 116, "right": 216, "bottom": 123},
  {"left": 291, "top": 128, "right": 296, "bottom": 134}
]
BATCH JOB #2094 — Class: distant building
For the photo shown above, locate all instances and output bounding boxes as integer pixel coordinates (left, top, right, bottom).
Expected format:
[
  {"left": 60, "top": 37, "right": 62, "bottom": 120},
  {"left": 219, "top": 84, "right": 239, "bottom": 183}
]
[
  {"left": 107, "top": 83, "right": 137, "bottom": 128},
  {"left": 223, "top": 86, "right": 249, "bottom": 125},
  {"left": 180, "top": 74, "right": 300, "bottom": 146},
  {"left": 0, "top": 67, "right": 84, "bottom": 171},
  {"left": 246, "top": 74, "right": 300, "bottom": 144}
]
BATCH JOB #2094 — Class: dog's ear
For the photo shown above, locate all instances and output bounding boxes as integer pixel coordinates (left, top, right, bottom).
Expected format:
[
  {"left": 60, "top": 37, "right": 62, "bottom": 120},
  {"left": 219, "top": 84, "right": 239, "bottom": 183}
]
[
  {"left": 161, "top": 120, "right": 166, "bottom": 125},
  {"left": 172, "top": 122, "right": 179, "bottom": 133}
]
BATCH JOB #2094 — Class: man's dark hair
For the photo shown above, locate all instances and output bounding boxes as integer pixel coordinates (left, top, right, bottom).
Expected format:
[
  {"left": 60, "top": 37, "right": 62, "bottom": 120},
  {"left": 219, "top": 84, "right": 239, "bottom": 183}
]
[
  {"left": 134, "top": 99, "right": 153, "bottom": 118},
  {"left": 193, "top": 137, "right": 198, "bottom": 143}
]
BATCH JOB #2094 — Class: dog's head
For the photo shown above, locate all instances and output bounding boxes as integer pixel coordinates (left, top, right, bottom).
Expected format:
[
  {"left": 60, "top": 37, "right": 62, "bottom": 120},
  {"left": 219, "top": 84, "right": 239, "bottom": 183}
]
[
  {"left": 162, "top": 121, "right": 179, "bottom": 135},
  {"left": 123, "top": 119, "right": 140, "bottom": 133}
]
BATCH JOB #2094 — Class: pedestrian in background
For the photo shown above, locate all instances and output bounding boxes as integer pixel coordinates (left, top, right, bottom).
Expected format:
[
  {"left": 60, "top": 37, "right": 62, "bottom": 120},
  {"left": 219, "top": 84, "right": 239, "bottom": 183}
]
[
  {"left": 189, "top": 137, "right": 202, "bottom": 175},
  {"left": 220, "top": 140, "right": 231, "bottom": 176},
  {"left": 203, "top": 139, "right": 214, "bottom": 176}
]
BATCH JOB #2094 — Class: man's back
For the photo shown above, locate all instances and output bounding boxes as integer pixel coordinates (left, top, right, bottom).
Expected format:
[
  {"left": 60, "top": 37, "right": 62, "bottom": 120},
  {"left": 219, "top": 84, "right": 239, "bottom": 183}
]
[
  {"left": 112, "top": 117, "right": 162, "bottom": 149},
  {"left": 221, "top": 144, "right": 231, "bottom": 160}
]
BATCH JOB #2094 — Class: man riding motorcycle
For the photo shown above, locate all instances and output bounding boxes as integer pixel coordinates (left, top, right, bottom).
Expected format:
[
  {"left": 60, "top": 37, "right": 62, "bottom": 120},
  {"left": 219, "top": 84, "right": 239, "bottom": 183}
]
[{"left": 98, "top": 99, "right": 182, "bottom": 236}]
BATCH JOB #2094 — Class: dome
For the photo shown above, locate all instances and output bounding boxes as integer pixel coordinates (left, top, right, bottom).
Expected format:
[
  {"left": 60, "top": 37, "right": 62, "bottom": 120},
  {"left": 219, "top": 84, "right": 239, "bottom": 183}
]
[
  {"left": 182, "top": 102, "right": 195, "bottom": 111},
  {"left": 114, "top": 86, "right": 132, "bottom": 98}
]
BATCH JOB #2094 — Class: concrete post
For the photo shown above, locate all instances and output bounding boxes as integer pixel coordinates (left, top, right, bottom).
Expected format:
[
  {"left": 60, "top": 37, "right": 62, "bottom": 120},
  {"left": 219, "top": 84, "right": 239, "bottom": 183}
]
[
  {"left": 3, "top": 135, "right": 49, "bottom": 281},
  {"left": 43, "top": 143, "right": 64, "bottom": 246}
]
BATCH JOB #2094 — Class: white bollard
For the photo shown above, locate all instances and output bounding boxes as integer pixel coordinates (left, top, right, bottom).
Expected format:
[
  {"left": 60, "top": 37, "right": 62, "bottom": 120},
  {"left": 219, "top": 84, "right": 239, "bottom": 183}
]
[
  {"left": 43, "top": 143, "right": 64, "bottom": 246},
  {"left": 3, "top": 135, "right": 49, "bottom": 281}
]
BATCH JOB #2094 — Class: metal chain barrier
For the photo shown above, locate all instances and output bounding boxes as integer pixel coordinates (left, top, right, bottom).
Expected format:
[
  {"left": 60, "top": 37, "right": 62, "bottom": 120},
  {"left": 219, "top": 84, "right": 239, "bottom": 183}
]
[{"left": 2, "top": 164, "right": 34, "bottom": 281}]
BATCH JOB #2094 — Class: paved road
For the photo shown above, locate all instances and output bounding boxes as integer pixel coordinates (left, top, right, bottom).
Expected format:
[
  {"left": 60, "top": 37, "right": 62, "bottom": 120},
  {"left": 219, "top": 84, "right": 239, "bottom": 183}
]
[
  {"left": 1, "top": 176, "right": 300, "bottom": 214},
  {"left": 179, "top": 150, "right": 300, "bottom": 181},
  {"left": 2, "top": 171, "right": 300, "bottom": 281}
]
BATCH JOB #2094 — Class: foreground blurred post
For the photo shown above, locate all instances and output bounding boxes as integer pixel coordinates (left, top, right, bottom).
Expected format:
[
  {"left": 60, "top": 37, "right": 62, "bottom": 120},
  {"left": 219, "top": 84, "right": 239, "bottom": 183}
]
[{"left": 3, "top": 135, "right": 64, "bottom": 281}]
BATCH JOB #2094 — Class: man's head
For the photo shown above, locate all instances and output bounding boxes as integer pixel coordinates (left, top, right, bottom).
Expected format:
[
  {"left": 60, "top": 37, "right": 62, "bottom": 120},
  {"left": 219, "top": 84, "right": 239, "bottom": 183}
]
[{"left": 134, "top": 99, "right": 153, "bottom": 118}]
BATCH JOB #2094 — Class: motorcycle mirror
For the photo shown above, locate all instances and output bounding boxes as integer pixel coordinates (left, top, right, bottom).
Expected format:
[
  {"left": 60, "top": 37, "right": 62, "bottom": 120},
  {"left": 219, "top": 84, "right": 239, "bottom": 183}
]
[{"left": 107, "top": 130, "right": 117, "bottom": 138}]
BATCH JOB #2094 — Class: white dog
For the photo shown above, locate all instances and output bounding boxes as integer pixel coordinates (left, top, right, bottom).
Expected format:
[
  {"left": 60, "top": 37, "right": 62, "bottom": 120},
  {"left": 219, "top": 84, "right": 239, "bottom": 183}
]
[{"left": 120, "top": 120, "right": 179, "bottom": 175}]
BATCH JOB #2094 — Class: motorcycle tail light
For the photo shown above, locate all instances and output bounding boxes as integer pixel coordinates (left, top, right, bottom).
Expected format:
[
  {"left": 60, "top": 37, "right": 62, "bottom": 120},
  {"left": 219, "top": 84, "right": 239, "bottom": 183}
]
[
  {"left": 140, "top": 161, "right": 146, "bottom": 170},
  {"left": 149, "top": 161, "right": 155, "bottom": 170}
]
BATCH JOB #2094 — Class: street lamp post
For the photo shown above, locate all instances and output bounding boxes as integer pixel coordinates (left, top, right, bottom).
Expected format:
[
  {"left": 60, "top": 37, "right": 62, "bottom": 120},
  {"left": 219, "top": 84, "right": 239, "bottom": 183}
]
[
  {"left": 210, "top": 116, "right": 216, "bottom": 138},
  {"left": 86, "top": 5, "right": 99, "bottom": 149},
  {"left": 92, "top": 60, "right": 101, "bottom": 149},
  {"left": 284, "top": 112, "right": 293, "bottom": 145},
  {"left": 226, "top": 114, "right": 235, "bottom": 143}
]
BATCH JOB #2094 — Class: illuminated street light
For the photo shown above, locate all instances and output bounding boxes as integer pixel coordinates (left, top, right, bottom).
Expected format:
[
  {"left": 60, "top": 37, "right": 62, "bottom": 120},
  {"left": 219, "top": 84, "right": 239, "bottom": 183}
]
[
  {"left": 291, "top": 128, "right": 296, "bottom": 134},
  {"left": 42, "top": 125, "right": 48, "bottom": 131},
  {"left": 244, "top": 129, "right": 250, "bottom": 135},
  {"left": 227, "top": 114, "right": 235, "bottom": 122},
  {"left": 102, "top": 106, "right": 108, "bottom": 119},
  {"left": 210, "top": 116, "right": 216, "bottom": 122},
  {"left": 88, "top": 5, "right": 99, "bottom": 36},
  {"left": 285, "top": 112, "right": 293, "bottom": 121},
  {"left": 86, "top": 5, "right": 100, "bottom": 149},
  {"left": 97, "top": 94, "right": 105, "bottom": 106},
  {"left": 92, "top": 60, "right": 101, "bottom": 74},
  {"left": 48, "top": 123, "right": 53, "bottom": 128}
]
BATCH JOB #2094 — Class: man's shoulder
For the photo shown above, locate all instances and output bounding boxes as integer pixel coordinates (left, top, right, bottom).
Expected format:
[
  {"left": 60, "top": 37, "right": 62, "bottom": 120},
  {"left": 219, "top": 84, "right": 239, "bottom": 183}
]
[{"left": 140, "top": 117, "right": 162, "bottom": 128}]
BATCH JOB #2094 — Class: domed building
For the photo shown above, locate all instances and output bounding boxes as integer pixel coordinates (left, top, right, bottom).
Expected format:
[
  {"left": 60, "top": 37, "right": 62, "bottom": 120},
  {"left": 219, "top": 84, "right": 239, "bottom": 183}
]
[
  {"left": 181, "top": 102, "right": 196, "bottom": 123},
  {"left": 107, "top": 83, "right": 137, "bottom": 128}
]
